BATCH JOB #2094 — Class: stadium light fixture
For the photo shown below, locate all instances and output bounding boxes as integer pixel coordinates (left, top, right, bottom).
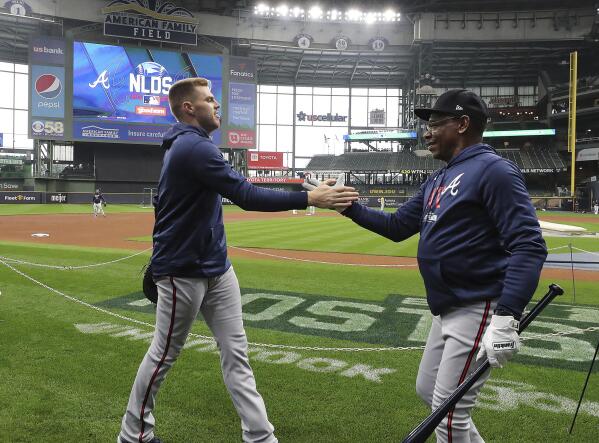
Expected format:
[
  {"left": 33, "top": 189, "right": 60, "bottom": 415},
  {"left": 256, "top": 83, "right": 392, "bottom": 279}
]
[
  {"left": 346, "top": 9, "right": 363, "bottom": 21},
  {"left": 292, "top": 6, "right": 305, "bottom": 18},
  {"left": 253, "top": 3, "right": 400, "bottom": 22},
  {"left": 276, "top": 4, "right": 289, "bottom": 16},
  {"left": 308, "top": 6, "right": 323, "bottom": 20},
  {"left": 255, "top": 3, "right": 269, "bottom": 15},
  {"left": 383, "top": 9, "right": 395, "bottom": 22},
  {"left": 364, "top": 12, "right": 377, "bottom": 24}
]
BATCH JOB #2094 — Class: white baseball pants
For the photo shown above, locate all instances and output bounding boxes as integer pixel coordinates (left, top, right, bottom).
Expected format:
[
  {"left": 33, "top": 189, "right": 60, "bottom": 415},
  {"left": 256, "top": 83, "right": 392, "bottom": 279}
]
[
  {"left": 416, "top": 300, "right": 496, "bottom": 443},
  {"left": 119, "top": 266, "right": 277, "bottom": 443}
]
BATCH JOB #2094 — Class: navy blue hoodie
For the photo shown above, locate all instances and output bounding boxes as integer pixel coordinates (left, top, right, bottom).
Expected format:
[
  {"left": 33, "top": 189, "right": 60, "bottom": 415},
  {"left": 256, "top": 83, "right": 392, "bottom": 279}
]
[
  {"left": 342, "top": 143, "right": 547, "bottom": 317},
  {"left": 151, "top": 123, "right": 308, "bottom": 278}
]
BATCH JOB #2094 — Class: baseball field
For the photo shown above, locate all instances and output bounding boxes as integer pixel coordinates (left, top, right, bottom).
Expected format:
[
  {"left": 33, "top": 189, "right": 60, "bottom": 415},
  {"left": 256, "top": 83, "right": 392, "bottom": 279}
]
[{"left": 1, "top": 205, "right": 598, "bottom": 442}]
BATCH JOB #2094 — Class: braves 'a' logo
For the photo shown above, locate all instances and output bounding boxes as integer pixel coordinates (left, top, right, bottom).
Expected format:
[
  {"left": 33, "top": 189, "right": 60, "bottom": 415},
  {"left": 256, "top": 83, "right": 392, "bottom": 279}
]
[
  {"left": 442, "top": 173, "right": 464, "bottom": 196},
  {"left": 89, "top": 70, "right": 110, "bottom": 89},
  {"left": 427, "top": 172, "right": 465, "bottom": 209}
]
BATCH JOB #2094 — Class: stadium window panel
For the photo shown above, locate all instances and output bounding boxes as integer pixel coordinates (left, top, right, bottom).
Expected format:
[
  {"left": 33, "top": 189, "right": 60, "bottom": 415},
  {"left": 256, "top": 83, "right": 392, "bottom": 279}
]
[
  {"left": 325, "top": 127, "right": 348, "bottom": 155},
  {"left": 259, "top": 84, "right": 277, "bottom": 93},
  {"left": 277, "top": 85, "right": 294, "bottom": 94},
  {"left": 331, "top": 95, "right": 349, "bottom": 127},
  {"left": 14, "top": 134, "right": 34, "bottom": 149},
  {"left": 14, "top": 110, "right": 28, "bottom": 135},
  {"left": 296, "top": 94, "right": 313, "bottom": 126},
  {"left": 294, "top": 157, "right": 311, "bottom": 169},
  {"left": 258, "top": 124, "right": 276, "bottom": 151},
  {"left": 276, "top": 125, "right": 293, "bottom": 152},
  {"left": 0, "top": 109, "right": 14, "bottom": 133},
  {"left": 296, "top": 86, "right": 313, "bottom": 94},
  {"left": 256, "top": 92, "right": 260, "bottom": 122},
  {"left": 387, "top": 88, "right": 400, "bottom": 96},
  {"left": 351, "top": 96, "right": 367, "bottom": 126},
  {"left": 332, "top": 87, "right": 349, "bottom": 95},
  {"left": 14, "top": 74, "right": 28, "bottom": 110},
  {"left": 259, "top": 93, "right": 277, "bottom": 124},
  {"left": 0, "top": 72, "right": 14, "bottom": 108},
  {"left": 519, "top": 85, "right": 534, "bottom": 95},
  {"left": 15, "top": 64, "right": 28, "bottom": 74},
  {"left": 0, "top": 62, "right": 13, "bottom": 72},
  {"left": 296, "top": 126, "right": 331, "bottom": 157},
  {"left": 367, "top": 96, "right": 386, "bottom": 127},
  {"left": 351, "top": 87, "right": 368, "bottom": 96},
  {"left": 276, "top": 94, "right": 294, "bottom": 125},
  {"left": 1, "top": 133, "right": 14, "bottom": 148},
  {"left": 368, "top": 88, "right": 386, "bottom": 97},
  {"left": 312, "top": 95, "right": 331, "bottom": 126},
  {"left": 481, "top": 86, "right": 497, "bottom": 97},
  {"left": 313, "top": 87, "right": 331, "bottom": 95},
  {"left": 498, "top": 86, "right": 514, "bottom": 95},
  {"left": 387, "top": 97, "right": 399, "bottom": 127}
]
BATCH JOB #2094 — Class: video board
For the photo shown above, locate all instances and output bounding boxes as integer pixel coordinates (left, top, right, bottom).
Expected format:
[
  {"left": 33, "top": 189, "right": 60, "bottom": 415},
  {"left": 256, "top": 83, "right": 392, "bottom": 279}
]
[{"left": 29, "top": 38, "right": 257, "bottom": 148}]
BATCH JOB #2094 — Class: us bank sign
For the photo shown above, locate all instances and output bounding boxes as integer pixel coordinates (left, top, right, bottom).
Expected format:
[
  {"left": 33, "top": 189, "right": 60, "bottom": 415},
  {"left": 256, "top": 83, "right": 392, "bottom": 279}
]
[{"left": 102, "top": 0, "right": 197, "bottom": 45}]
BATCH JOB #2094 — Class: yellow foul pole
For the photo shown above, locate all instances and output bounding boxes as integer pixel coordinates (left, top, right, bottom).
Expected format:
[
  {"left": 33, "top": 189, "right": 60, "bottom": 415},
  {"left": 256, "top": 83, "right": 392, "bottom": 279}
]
[{"left": 568, "top": 51, "right": 578, "bottom": 200}]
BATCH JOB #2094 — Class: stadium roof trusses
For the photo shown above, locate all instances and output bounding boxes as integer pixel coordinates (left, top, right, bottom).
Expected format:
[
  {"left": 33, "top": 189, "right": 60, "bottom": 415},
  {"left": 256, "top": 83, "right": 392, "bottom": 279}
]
[{"left": 248, "top": 43, "right": 412, "bottom": 86}]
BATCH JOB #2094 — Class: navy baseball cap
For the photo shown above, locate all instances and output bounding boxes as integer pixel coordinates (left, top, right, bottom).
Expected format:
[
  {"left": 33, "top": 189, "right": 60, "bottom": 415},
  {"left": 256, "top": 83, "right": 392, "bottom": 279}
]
[{"left": 414, "top": 89, "right": 489, "bottom": 123}]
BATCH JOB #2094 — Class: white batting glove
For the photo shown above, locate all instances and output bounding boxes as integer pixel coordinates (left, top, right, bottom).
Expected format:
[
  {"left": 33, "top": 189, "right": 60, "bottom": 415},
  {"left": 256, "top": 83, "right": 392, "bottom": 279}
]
[
  {"left": 333, "top": 172, "right": 345, "bottom": 188},
  {"left": 476, "top": 315, "right": 520, "bottom": 368},
  {"left": 301, "top": 177, "right": 321, "bottom": 191}
]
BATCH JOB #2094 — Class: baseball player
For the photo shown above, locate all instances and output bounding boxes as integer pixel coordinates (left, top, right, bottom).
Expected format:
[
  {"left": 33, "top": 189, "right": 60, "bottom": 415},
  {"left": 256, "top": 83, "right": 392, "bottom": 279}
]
[
  {"left": 117, "top": 77, "right": 358, "bottom": 443},
  {"left": 92, "top": 189, "right": 106, "bottom": 217},
  {"left": 336, "top": 90, "right": 547, "bottom": 442}
]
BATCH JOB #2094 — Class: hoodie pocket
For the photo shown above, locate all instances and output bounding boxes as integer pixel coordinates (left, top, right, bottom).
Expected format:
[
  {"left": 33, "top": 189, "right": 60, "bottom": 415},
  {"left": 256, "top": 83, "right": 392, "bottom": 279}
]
[{"left": 205, "top": 224, "right": 227, "bottom": 263}]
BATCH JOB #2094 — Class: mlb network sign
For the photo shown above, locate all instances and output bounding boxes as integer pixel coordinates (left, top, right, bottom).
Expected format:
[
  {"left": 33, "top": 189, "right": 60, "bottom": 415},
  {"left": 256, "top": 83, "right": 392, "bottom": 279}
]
[
  {"left": 102, "top": 0, "right": 198, "bottom": 45},
  {"left": 30, "top": 65, "right": 64, "bottom": 118}
]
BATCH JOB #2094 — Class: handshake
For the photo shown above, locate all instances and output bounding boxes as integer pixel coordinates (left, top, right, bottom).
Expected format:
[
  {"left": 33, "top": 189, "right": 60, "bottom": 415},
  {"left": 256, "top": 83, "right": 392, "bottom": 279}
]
[{"left": 302, "top": 173, "right": 359, "bottom": 211}]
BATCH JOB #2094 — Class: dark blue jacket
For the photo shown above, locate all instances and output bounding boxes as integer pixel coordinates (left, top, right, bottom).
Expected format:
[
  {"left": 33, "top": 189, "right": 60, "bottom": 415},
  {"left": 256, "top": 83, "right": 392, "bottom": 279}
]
[
  {"left": 342, "top": 143, "right": 547, "bottom": 317},
  {"left": 151, "top": 123, "right": 308, "bottom": 278}
]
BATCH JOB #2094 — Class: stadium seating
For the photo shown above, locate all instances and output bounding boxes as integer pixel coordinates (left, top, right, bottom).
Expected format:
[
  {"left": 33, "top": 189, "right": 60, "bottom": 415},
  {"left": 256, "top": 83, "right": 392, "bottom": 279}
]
[{"left": 306, "top": 148, "right": 566, "bottom": 173}]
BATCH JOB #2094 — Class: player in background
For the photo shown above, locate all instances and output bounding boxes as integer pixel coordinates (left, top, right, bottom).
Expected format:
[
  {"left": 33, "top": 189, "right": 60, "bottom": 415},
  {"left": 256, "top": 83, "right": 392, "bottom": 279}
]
[
  {"left": 335, "top": 90, "right": 547, "bottom": 442},
  {"left": 92, "top": 189, "right": 106, "bottom": 217}
]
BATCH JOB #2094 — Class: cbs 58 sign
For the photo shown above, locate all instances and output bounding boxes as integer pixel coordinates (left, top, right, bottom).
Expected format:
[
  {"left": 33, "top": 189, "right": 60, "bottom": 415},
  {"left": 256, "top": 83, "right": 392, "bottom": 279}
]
[{"left": 31, "top": 120, "right": 65, "bottom": 138}]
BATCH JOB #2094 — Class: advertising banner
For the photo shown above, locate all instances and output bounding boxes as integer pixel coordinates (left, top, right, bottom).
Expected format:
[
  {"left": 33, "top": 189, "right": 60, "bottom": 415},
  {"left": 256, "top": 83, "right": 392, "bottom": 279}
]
[
  {"left": 47, "top": 192, "right": 68, "bottom": 203},
  {"left": 247, "top": 177, "right": 303, "bottom": 184},
  {"left": 0, "top": 192, "right": 40, "bottom": 204},
  {"left": 248, "top": 151, "right": 284, "bottom": 170},
  {"left": 31, "top": 65, "right": 65, "bottom": 118},
  {"left": 227, "top": 57, "right": 256, "bottom": 149},
  {"left": 30, "top": 37, "right": 65, "bottom": 65}
]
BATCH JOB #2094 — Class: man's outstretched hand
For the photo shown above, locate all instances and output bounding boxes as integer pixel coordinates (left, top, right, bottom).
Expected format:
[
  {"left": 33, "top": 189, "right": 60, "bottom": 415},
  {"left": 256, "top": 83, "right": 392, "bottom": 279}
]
[{"left": 302, "top": 174, "right": 358, "bottom": 210}]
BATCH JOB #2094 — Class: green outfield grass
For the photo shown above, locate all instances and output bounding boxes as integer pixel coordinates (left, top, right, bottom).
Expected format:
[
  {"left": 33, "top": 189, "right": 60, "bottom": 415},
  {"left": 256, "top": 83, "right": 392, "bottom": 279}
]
[
  {"left": 132, "top": 214, "right": 599, "bottom": 256},
  {"left": 1, "top": 206, "right": 599, "bottom": 442},
  {"left": 0, "top": 203, "right": 154, "bottom": 215}
]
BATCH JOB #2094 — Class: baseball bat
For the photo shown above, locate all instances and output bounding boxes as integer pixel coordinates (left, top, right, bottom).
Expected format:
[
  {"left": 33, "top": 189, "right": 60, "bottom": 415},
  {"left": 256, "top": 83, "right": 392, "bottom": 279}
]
[{"left": 402, "top": 283, "right": 564, "bottom": 443}]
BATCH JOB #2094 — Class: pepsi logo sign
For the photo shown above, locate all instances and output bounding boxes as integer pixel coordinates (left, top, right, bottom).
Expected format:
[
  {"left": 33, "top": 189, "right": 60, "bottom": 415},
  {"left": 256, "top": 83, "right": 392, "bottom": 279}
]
[{"left": 35, "top": 74, "right": 62, "bottom": 99}]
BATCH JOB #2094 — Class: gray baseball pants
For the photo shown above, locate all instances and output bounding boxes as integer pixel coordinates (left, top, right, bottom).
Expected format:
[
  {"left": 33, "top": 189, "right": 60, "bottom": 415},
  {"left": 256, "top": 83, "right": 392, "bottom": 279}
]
[
  {"left": 416, "top": 300, "right": 496, "bottom": 443},
  {"left": 119, "top": 266, "right": 277, "bottom": 443}
]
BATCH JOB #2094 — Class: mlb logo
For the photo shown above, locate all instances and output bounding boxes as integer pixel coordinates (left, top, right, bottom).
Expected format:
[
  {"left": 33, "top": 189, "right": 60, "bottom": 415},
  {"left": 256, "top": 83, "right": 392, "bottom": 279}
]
[{"left": 143, "top": 95, "right": 160, "bottom": 106}]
